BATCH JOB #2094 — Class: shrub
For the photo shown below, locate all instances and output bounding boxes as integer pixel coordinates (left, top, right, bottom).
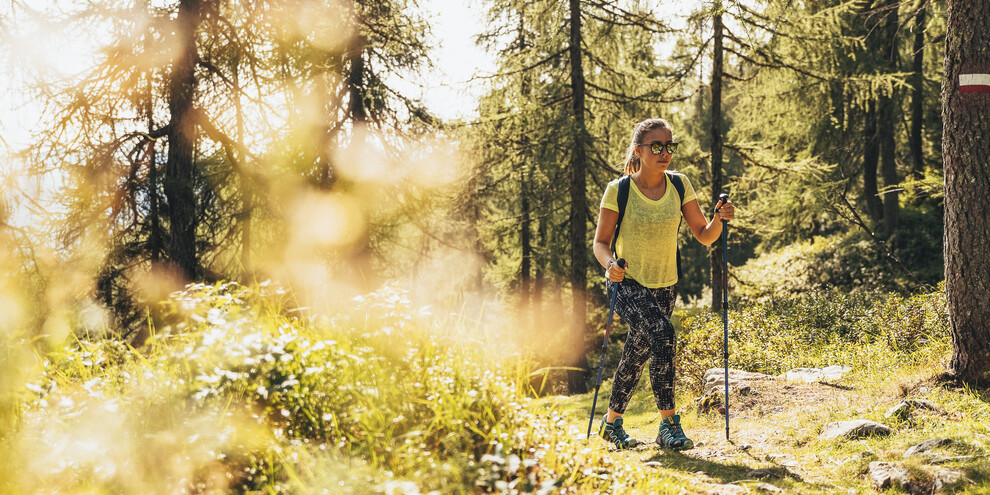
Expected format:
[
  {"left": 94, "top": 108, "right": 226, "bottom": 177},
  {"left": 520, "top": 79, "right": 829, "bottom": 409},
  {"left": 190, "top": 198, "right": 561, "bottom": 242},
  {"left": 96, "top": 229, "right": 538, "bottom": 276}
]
[
  {"left": 676, "top": 285, "right": 950, "bottom": 395},
  {"left": 4, "top": 282, "right": 682, "bottom": 493}
]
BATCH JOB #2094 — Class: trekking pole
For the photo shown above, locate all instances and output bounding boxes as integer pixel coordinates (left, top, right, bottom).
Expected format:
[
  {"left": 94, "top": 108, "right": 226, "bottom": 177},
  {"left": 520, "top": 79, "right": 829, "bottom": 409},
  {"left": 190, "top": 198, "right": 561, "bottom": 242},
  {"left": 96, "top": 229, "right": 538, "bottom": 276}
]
[
  {"left": 717, "top": 193, "right": 730, "bottom": 441},
  {"left": 587, "top": 258, "right": 625, "bottom": 440}
]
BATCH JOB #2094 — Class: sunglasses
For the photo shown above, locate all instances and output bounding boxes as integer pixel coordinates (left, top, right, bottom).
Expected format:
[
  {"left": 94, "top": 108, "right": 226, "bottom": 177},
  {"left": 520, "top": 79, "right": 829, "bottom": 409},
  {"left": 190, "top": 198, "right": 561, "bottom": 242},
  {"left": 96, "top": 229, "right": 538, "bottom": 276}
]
[{"left": 637, "top": 141, "right": 679, "bottom": 155}]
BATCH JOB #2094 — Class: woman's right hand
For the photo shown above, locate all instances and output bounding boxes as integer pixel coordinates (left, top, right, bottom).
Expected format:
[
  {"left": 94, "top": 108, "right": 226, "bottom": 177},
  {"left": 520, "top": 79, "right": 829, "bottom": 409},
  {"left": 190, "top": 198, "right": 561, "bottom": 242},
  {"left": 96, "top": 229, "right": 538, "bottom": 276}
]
[{"left": 607, "top": 259, "right": 627, "bottom": 282}]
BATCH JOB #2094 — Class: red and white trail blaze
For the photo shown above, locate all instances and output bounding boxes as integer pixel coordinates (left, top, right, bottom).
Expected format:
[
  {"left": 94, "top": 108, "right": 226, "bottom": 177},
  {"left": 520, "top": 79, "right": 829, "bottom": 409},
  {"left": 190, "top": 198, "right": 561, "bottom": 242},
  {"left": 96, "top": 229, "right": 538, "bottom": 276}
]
[{"left": 959, "top": 73, "right": 990, "bottom": 93}]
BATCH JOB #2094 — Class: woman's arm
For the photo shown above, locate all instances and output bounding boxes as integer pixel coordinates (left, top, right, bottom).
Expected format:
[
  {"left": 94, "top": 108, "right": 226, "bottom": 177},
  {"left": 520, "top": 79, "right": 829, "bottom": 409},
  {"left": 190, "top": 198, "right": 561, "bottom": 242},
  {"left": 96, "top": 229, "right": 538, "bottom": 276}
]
[
  {"left": 682, "top": 198, "right": 735, "bottom": 246},
  {"left": 593, "top": 208, "right": 627, "bottom": 282}
]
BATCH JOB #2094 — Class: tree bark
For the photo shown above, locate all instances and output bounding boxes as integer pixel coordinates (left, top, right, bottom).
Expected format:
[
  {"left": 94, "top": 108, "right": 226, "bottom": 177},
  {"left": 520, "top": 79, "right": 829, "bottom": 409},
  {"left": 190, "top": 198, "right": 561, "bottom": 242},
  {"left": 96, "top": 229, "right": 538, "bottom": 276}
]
[
  {"left": 863, "top": 101, "right": 884, "bottom": 221},
  {"left": 348, "top": 28, "right": 369, "bottom": 124},
  {"left": 534, "top": 214, "right": 546, "bottom": 325},
  {"left": 943, "top": 0, "right": 990, "bottom": 384},
  {"left": 710, "top": 2, "right": 725, "bottom": 313},
  {"left": 164, "top": 0, "right": 205, "bottom": 281},
  {"left": 521, "top": 170, "right": 532, "bottom": 313},
  {"left": 233, "top": 53, "right": 251, "bottom": 275},
  {"left": 910, "top": 5, "right": 927, "bottom": 180},
  {"left": 878, "top": 0, "right": 900, "bottom": 233},
  {"left": 520, "top": 14, "right": 532, "bottom": 318},
  {"left": 147, "top": 75, "right": 162, "bottom": 262},
  {"left": 567, "top": 0, "right": 589, "bottom": 394}
]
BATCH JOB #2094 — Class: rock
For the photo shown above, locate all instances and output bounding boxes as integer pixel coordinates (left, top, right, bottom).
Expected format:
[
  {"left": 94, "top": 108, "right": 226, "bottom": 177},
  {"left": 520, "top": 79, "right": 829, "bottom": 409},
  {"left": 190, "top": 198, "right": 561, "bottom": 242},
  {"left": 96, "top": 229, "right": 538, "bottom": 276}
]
[
  {"left": 643, "top": 461, "right": 663, "bottom": 468},
  {"left": 747, "top": 468, "right": 782, "bottom": 479},
  {"left": 703, "top": 368, "right": 776, "bottom": 394},
  {"left": 903, "top": 399, "right": 938, "bottom": 410},
  {"left": 781, "top": 365, "right": 851, "bottom": 383},
  {"left": 697, "top": 388, "right": 727, "bottom": 415},
  {"left": 904, "top": 438, "right": 952, "bottom": 457},
  {"left": 821, "top": 420, "right": 894, "bottom": 440},
  {"left": 886, "top": 399, "right": 940, "bottom": 420},
  {"left": 885, "top": 402, "right": 912, "bottom": 420},
  {"left": 868, "top": 462, "right": 911, "bottom": 491},
  {"left": 707, "top": 484, "right": 746, "bottom": 495},
  {"left": 755, "top": 483, "right": 782, "bottom": 493},
  {"left": 934, "top": 468, "right": 964, "bottom": 491}
]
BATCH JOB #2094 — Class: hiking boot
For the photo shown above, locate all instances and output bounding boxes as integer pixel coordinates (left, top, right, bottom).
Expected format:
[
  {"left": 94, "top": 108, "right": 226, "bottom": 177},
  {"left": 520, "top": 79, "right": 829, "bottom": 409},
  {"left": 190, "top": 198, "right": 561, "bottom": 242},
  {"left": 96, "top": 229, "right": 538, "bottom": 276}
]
[
  {"left": 656, "top": 414, "right": 694, "bottom": 450},
  {"left": 599, "top": 415, "right": 639, "bottom": 449}
]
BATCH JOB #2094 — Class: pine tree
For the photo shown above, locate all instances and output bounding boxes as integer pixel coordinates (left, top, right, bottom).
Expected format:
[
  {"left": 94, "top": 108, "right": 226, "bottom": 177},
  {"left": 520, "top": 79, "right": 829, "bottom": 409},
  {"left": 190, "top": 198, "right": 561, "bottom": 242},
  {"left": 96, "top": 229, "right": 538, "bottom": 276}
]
[
  {"left": 13, "top": 0, "right": 436, "bottom": 332},
  {"left": 471, "top": 0, "right": 690, "bottom": 392},
  {"left": 942, "top": 0, "right": 990, "bottom": 384}
]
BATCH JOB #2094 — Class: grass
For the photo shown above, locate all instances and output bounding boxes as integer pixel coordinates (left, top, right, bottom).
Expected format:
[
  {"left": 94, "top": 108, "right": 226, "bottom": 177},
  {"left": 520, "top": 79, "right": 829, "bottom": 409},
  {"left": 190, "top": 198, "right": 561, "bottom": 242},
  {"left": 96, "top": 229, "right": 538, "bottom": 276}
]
[
  {"left": 0, "top": 281, "right": 988, "bottom": 493},
  {"left": 560, "top": 310, "right": 990, "bottom": 494}
]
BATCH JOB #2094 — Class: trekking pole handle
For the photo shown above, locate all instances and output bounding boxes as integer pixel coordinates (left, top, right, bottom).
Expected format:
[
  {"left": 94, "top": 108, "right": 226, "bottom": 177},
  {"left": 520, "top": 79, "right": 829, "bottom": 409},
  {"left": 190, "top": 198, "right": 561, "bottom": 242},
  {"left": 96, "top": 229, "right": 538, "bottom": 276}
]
[
  {"left": 715, "top": 193, "right": 730, "bottom": 215},
  {"left": 603, "top": 257, "right": 626, "bottom": 345}
]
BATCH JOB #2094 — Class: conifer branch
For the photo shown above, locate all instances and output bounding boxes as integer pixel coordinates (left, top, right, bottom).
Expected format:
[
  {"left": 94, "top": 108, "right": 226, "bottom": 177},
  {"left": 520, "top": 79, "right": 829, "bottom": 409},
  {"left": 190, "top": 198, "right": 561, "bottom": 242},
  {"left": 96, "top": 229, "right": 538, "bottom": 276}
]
[
  {"left": 722, "top": 34, "right": 826, "bottom": 81},
  {"left": 584, "top": 81, "right": 689, "bottom": 104},
  {"left": 470, "top": 49, "right": 566, "bottom": 82},
  {"left": 829, "top": 175, "right": 926, "bottom": 290},
  {"left": 582, "top": 0, "right": 673, "bottom": 34},
  {"left": 725, "top": 143, "right": 788, "bottom": 174}
]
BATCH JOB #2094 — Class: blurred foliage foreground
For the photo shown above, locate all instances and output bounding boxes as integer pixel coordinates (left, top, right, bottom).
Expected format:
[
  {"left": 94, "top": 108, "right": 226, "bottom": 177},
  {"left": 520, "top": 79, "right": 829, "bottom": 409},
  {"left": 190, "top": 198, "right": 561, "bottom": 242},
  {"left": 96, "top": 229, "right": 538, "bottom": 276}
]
[
  {"left": 0, "top": 282, "right": 625, "bottom": 494},
  {"left": 0, "top": 280, "right": 956, "bottom": 493}
]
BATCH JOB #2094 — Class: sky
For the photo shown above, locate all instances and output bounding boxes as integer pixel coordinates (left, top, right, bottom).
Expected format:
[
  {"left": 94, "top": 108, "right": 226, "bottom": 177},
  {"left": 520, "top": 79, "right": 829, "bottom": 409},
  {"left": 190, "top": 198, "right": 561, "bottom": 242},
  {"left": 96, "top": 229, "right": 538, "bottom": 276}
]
[{"left": 416, "top": 0, "right": 496, "bottom": 121}]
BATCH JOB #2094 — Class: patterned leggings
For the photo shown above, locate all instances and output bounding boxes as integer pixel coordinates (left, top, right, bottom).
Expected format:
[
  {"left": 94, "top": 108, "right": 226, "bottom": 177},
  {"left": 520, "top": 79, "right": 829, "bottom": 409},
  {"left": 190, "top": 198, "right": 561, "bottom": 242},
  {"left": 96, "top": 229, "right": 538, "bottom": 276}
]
[{"left": 605, "top": 278, "right": 678, "bottom": 413}]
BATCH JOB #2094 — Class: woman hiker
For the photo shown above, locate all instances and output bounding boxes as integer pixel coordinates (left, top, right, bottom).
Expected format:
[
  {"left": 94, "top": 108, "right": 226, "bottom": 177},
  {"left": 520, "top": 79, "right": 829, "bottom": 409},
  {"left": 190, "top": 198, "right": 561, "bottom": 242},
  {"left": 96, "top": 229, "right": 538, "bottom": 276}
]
[{"left": 592, "top": 118, "right": 736, "bottom": 450}]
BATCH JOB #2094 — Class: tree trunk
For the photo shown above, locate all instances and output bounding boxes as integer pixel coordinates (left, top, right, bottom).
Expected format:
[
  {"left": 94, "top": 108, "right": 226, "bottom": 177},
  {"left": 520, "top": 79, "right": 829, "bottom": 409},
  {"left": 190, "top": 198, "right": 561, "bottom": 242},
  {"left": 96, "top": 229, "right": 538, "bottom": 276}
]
[
  {"left": 910, "top": 5, "right": 927, "bottom": 180},
  {"left": 943, "top": 0, "right": 990, "bottom": 384},
  {"left": 147, "top": 74, "right": 162, "bottom": 262},
  {"left": 567, "top": 0, "right": 589, "bottom": 394},
  {"left": 534, "top": 214, "right": 546, "bottom": 325},
  {"left": 519, "top": 14, "right": 532, "bottom": 317},
  {"left": 863, "top": 101, "right": 884, "bottom": 221},
  {"left": 710, "top": 2, "right": 725, "bottom": 313},
  {"left": 348, "top": 33, "right": 368, "bottom": 124},
  {"left": 521, "top": 170, "right": 532, "bottom": 314},
  {"left": 878, "top": 0, "right": 900, "bottom": 233},
  {"left": 164, "top": 0, "right": 204, "bottom": 281},
  {"left": 234, "top": 54, "right": 252, "bottom": 275}
]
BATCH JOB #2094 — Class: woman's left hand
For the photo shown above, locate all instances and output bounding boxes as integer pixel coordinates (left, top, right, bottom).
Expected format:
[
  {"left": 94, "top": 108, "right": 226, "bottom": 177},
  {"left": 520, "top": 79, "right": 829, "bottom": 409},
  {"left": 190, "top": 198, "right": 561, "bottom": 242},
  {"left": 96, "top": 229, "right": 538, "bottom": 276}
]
[{"left": 715, "top": 200, "right": 735, "bottom": 222}]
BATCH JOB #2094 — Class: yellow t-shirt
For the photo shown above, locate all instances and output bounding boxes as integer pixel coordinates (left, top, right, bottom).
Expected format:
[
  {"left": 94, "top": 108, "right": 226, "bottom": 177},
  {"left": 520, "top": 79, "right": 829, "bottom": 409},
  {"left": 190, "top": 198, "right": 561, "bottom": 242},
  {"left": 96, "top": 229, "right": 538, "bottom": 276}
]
[{"left": 599, "top": 172, "right": 698, "bottom": 288}]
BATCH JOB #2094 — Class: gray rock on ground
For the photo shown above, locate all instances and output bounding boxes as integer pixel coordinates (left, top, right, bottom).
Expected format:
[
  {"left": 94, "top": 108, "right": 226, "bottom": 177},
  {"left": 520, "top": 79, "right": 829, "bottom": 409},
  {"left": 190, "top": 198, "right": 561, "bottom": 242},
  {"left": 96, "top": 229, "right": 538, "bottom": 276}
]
[
  {"left": 903, "top": 399, "right": 938, "bottom": 410},
  {"left": 746, "top": 468, "right": 782, "bottom": 479},
  {"left": 886, "top": 399, "right": 941, "bottom": 420},
  {"left": 781, "top": 365, "right": 851, "bottom": 383},
  {"left": 703, "top": 368, "right": 776, "bottom": 394},
  {"left": 821, "top": 420, "right": 894, "bottom": 440},
  {"left": 904, "top": 438, "right": 952, "bottom": 457},
  {"left": 934, "top": 468, "right": 964, "bottom": 492},
  {"left": 707, "top": 484, "right": 746, "bottom": 495},
  {"left": 868, "top": 462, "right": 911, "bottom": 491},
  {"left": 755, "top": 483, "right": 782, "bottom": 493}
]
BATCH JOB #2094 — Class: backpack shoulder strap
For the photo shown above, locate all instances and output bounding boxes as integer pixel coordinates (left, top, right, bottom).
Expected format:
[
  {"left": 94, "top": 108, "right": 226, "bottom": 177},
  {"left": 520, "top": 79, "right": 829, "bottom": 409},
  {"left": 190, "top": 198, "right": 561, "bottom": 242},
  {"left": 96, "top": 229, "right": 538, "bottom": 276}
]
[
  {"left": 666, "top": 171, "right": 686, "bottom": 281},
  {"left": 667, "top": 171, "right": 686, "bottom": 205},
  {"left": 610, "top": 175, "right": 631, "bottom": 258}
]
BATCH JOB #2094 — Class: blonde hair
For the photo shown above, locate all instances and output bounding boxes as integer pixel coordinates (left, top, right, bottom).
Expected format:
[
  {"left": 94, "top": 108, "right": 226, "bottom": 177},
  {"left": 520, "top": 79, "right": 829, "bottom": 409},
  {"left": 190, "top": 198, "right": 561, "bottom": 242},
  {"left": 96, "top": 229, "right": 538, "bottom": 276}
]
[{"left": 623, "top": 118, "right": 672, "bottom": 175}]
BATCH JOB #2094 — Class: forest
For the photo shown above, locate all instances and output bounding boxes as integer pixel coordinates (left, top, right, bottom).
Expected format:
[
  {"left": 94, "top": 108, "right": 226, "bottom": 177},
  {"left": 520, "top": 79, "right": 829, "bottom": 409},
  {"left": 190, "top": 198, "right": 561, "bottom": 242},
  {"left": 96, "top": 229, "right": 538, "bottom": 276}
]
[{"left": 1, "top": 0, "right": 988, "bottom": 493}]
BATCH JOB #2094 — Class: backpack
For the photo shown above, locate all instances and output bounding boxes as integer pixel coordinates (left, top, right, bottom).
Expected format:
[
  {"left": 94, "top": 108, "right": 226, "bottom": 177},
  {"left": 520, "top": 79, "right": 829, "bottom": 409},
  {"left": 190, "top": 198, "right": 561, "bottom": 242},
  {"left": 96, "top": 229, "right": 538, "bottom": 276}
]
[{"left": 610, "top": 171, "right": 687, "bottom": 279}]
